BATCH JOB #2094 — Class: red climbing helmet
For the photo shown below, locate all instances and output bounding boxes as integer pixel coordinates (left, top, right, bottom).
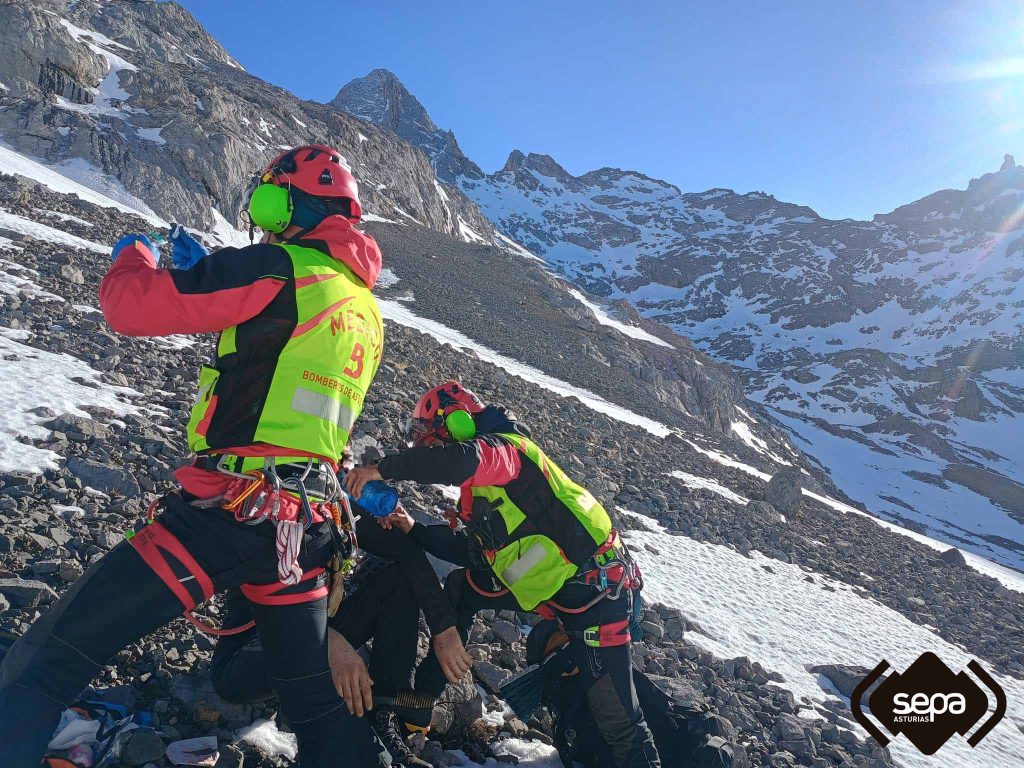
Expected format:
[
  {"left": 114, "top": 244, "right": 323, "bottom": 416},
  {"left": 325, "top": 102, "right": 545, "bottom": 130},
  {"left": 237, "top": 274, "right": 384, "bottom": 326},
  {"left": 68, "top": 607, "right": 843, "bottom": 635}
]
[
  {"left": 407, "top": 381, "right": 485, "bottom": 447},
  {"left": 261, "top": 144, "right": 362, "bottom": 219}
]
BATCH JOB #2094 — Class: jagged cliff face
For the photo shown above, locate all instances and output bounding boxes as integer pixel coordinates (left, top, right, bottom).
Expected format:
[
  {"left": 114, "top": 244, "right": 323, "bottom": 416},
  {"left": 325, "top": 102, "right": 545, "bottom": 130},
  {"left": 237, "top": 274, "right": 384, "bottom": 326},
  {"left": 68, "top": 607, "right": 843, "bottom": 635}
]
[
  {"left": 333, "top": 71, "right": 1024, "bottom": 569},
  {"left": 0, "top": 1, "right": 496, "bottom": 242}
]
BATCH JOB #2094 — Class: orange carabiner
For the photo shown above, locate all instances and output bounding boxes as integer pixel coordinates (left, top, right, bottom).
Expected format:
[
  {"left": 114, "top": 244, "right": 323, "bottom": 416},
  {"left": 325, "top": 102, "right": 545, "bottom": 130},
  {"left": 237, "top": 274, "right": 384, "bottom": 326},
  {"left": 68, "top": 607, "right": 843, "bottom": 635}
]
[{"left": 223, "top": 470, "right": 267, "bottom": 511}]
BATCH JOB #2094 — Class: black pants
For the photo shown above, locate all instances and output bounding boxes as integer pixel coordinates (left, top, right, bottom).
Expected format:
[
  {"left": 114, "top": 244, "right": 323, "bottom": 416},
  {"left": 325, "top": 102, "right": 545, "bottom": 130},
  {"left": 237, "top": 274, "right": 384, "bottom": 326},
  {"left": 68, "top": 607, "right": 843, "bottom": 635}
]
[
  {"left": 415, "top": 569, "right": 661, "bottom": 768},
  {"left": 0, "top": 494, "right": 389, "bottom": 768},
  {"left": 211, "top": 560, "right": 422, "bottom": 703}
]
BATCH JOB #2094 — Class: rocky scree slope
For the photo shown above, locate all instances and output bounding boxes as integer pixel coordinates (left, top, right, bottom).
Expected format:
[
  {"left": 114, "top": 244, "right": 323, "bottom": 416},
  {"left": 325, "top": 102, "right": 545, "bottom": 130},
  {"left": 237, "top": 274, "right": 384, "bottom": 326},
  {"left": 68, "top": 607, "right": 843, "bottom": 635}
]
[
  {"left": 1, "top": 172, "right": 1023, "bottom": 767},
  {"left": 332, "top": 72, "right": 1024, "bottom": 572}
]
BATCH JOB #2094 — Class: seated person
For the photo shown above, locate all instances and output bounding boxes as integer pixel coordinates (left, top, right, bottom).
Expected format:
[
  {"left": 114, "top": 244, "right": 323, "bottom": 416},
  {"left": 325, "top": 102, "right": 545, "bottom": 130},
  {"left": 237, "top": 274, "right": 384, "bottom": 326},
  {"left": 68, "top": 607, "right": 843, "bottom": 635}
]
[{"left": 210, "top": 449, "right": 472, "bottom": 768}]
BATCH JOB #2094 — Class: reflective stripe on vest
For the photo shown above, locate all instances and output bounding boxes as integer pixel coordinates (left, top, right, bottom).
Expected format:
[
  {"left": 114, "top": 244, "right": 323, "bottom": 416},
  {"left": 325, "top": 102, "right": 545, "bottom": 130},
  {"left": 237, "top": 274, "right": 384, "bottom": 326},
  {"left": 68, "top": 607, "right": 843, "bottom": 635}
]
[
  {"left": 186, "top": 242, "right": 382, "bottom": 461},
  {"left": 291, "top": 387, "right": 358, "bottom": 432},
  {"left": 472, "top": 435, "right": 613, "bottom": 610},
  {"left": 500, "top": 540, "right": 550, "bottom": 585}
]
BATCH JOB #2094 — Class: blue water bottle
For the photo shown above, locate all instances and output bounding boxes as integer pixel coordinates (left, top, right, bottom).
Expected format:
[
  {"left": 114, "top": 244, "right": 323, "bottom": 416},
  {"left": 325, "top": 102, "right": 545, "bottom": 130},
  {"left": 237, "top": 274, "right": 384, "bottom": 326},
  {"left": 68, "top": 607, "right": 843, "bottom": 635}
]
[{"left": 347, "top": 480, "right": 398, "bottom": 518}]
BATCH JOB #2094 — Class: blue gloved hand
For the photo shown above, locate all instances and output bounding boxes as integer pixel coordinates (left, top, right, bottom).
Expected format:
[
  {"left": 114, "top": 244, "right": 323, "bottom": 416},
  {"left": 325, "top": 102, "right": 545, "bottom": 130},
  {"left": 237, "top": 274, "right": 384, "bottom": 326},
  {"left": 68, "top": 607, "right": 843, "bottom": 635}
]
[
  {"left": 169, "top": 223, "right": 210, "bottom": 271},
  {"left": 111, "top": 234, "right": 159, "bottom": 262}
]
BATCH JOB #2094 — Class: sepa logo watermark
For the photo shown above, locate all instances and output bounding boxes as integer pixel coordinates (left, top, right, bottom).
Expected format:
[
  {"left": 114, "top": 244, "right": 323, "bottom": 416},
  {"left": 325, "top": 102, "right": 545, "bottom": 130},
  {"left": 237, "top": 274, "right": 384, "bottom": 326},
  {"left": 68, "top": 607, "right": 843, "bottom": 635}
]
[{"left": 851, "top": 652, "right": 1006, "bottom": 755}]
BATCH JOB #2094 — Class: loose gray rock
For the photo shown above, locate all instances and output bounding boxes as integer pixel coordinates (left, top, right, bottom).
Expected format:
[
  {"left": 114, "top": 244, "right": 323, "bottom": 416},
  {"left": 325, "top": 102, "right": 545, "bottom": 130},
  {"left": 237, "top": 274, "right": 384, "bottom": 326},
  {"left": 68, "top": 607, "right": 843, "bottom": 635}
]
[
  {"left": 490, "top": 619, "right": 520, "bottom": 645},
  {"left": 0, "top": 578, "right": 58, "bottom": 607},
  {"left": 65, "top": 457, "right": 141, "bottom": 498},
  {"left": 472, "top": 661, "right": 511, "bottom": 694},
  {"left": 46, "top": 414, "right": 110, "bottom": 442},
  {"left": 121, "top": 729, "right": 165, "bottom": 766}
]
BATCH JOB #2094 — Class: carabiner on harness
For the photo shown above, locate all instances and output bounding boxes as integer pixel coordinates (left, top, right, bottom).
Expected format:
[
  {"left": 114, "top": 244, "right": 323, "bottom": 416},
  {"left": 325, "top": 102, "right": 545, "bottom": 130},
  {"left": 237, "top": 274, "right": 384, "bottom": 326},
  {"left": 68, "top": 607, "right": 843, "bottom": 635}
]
[
  {"left": 224, "top": 469, "right": 282, "bottom": 525},
  {"left": 280, "top": 475, "right": 316, "bottom": 530}
]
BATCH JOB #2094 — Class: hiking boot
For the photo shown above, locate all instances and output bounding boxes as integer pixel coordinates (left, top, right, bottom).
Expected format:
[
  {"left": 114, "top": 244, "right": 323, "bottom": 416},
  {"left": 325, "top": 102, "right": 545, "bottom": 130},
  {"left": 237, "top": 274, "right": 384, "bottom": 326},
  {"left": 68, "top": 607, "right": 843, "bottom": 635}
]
[{"left": 372, "top": 707, "right": 431, "bottom": 767}]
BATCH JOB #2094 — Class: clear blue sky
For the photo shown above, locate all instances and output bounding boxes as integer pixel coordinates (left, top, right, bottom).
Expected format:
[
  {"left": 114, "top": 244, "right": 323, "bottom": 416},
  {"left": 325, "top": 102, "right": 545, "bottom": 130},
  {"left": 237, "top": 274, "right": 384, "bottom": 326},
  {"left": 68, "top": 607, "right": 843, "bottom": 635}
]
[{"left": 177, "top": 0, "right": 1024, "bottom": 220}]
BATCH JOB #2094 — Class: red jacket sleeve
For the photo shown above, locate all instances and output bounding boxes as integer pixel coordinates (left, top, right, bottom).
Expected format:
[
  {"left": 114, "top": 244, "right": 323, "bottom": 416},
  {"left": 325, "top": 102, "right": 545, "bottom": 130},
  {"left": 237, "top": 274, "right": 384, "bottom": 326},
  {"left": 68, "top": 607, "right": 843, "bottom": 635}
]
[
  {"left": 99, "top": 241, "right": 291, "bottom": 336},
  {"left": 378, "top": 435, "right": 521, "bottom": 487}
]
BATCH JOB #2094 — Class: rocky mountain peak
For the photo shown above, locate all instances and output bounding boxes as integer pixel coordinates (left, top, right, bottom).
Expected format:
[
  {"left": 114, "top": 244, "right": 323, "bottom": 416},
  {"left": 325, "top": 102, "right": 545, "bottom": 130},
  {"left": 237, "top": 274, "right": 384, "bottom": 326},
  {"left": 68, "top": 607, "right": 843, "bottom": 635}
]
[
  {"left": 878, "top": 154, "right": 1024, "bottom": 230},
  {"left": 330, "top": 68, "right": 436, "bottom": 134},
  {"left": 514, "top": 152, "right": 572, "bottom": 180},
  {"left": 501, "top": 149, "right": 527, "bottom": 173},
  {"left": 330, "top": 69, "right": 483, "bottom": 182}
]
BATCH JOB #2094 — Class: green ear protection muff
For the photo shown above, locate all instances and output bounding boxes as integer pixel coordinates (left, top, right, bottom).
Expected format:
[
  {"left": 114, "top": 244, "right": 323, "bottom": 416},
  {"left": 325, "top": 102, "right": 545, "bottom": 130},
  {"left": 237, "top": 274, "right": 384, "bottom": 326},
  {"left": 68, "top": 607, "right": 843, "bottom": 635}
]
[
  {"left": 248, "top": 182, "right": 294, "bottom": 233},
  {"left": 445, "top": 409, "right": 477, "bottom": 442}
]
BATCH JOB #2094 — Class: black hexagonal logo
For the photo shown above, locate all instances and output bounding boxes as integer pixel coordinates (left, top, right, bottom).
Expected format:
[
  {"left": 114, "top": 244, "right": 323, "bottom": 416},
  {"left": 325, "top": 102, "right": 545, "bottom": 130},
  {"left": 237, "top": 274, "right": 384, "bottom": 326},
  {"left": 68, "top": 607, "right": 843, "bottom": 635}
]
[{"left": 851, "top": 652, "right": 1006, "bottom": 755}]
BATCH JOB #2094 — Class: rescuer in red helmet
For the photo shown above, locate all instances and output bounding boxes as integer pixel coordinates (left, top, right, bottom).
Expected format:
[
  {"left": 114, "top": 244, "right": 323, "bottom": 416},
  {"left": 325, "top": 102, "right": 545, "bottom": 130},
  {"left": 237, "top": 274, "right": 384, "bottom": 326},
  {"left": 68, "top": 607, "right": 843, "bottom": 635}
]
[
  {"left": 347, "top": 381, "right": 662, "bottom": 768},
  {"left": 0, "top": 145, "right": 414, "bottom": 768}
]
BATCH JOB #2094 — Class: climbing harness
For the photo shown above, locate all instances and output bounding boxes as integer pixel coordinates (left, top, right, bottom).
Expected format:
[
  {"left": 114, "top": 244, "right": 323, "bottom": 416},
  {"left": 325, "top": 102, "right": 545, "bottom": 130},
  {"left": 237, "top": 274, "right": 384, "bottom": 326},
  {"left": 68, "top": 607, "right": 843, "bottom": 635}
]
[
  {"left": 215, "top": 457, "right": 352, "bottom": 587},
  {"left": 463, "top": 527, "right": 645, "bottom": 648},
  {"left": 531, "top": 530, "right": 646, "bottom": 647},
  {"left": 128, "top": 456, "right": 359, "bottom": 635}
]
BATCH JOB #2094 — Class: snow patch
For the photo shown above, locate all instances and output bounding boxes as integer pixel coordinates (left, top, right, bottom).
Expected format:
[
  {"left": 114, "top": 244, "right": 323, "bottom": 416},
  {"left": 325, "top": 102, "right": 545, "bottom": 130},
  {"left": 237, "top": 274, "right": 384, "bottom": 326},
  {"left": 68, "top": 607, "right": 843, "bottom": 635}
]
[
  {"left": 730, "top": 419, "right": 792, "bottom": 466},
  {"left": 566, "top": 287, "right": 673, "bottom": 348},
  {"left": 207, "top": 207, "right": 250, "bottom": 249},
  {"left": 57, "top": 18, "right": 134, "bottom": 52},
  {"left": 136, "top": 122, "right": 171, "bottom": 146},
  {"left": 0, "top": 145, "right": 165, "bottom": 225},
  {"left": 457, "top": 738, "right": 563, "bottom": 767},
  {"left": 361, "top": 212, "right": 401, "bottom": 225},
  {"left": 684, "top": 436, "right": 1024, "bottom": 590},
  {"left": 669, "top": 469, "right": 749, "bottom": 505},
  {"left": 55, "top": 19, "right": 138, "bottom": 119},
  {"left": 34, "top": 208, "right": 94, "bottom": 228},
  {"left": 0, "top": 208, "right": 108, "bottom": 254},
  {"left": 234, "top": 719, "right": 296, "bottom": 761},
  {"left": 0, "top": 257, "right": 64, "bottom": 302},
  {"left": 378, "top": 300, "right": 673, "bottom": 437},
  {"left": 617, "top": 508, "right": 1024, "bottom": 768},
  {"left": 376, "top": 268, "right": 400, "bottom": 289},
  {"left": 150, "top": 335, "right": 195, "bottom": 350},
  {"left": 0, "top": 334, "right": 141, "bottom": 474},
  {"left": 457, "top": 216, "right": 487, "bottom": 244},
  {"left": 493, "top": 231, "right": 544, "bottom": 262}
]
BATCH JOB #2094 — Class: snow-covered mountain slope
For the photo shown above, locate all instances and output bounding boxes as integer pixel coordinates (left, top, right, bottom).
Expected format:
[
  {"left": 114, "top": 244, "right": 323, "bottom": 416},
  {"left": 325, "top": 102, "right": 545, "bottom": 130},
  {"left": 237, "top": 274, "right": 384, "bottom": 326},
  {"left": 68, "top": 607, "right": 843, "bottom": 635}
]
[
  {"left": 333, "top": 72, "right": 1024, "bottom": 572},
  {"left": 3, "top": 163, "right": 1024, "bottom": 768}
]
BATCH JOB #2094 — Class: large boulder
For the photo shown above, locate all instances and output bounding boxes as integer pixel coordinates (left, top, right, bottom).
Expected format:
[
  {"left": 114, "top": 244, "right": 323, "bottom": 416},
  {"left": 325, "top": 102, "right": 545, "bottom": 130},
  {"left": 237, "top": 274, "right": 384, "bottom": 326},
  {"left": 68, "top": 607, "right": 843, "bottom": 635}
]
[
  {"left": 0, "top": 578, "right": 58, "bottom": 607},
  {"left": 765, "top": 469, "right": 803, "bottom": 515},
  {"left": 939, "top": 547, "right": 967, "bottom": 567}
]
